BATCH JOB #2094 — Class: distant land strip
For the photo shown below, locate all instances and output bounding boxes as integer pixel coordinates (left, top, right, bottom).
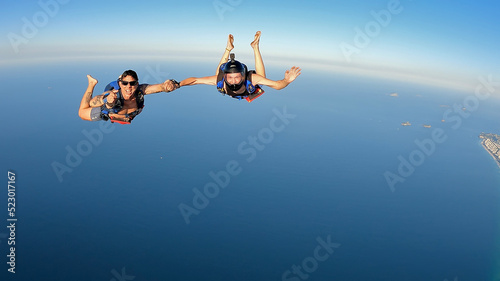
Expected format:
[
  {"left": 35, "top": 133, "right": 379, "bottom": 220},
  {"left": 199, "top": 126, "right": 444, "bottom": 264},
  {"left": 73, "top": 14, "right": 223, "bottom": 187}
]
[{"left": 480, "top": 133, "right": 500, "bottom": 168}]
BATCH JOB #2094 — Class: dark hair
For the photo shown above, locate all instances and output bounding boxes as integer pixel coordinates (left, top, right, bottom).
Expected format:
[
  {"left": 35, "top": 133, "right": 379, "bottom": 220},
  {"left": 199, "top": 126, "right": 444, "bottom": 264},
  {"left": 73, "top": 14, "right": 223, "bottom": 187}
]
[{"left": 120, "top": 70, "right": 138, "bottom": 81}]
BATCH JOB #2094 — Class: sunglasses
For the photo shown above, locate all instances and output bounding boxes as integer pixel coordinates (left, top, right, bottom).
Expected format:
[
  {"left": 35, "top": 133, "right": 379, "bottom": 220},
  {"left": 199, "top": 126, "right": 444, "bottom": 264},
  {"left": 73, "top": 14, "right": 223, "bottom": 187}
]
[{"left": 120, "top": 80, "right": 138, "bottom": 86}]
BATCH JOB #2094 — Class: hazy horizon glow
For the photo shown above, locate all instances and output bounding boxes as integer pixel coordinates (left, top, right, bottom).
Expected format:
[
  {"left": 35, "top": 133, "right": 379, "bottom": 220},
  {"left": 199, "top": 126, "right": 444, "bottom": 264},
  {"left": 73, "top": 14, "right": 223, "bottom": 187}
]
[{"left": 1, "top": 51, "right": 493, "bottom": 94}]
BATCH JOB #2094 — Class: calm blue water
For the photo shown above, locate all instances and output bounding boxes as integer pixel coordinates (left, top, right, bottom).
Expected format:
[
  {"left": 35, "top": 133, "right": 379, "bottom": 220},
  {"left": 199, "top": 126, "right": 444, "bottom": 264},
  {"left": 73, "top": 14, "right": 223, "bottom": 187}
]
[{"left": 1, "top": 60, "right": 499, "bottom": 281}]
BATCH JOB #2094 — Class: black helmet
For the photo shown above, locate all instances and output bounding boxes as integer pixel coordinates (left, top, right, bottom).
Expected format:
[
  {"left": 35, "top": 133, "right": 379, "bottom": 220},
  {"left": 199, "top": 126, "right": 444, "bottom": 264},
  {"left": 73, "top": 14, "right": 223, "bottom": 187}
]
[{"left": 223, "top": 53, "right": 246, "bottom": 91}]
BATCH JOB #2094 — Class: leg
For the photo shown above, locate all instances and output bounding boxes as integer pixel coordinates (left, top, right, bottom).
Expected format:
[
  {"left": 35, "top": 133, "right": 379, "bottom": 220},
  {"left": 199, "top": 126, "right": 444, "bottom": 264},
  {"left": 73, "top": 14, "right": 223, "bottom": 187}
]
[
  {"left": 251, "top": 31, "right": 265, "bottom": 77},
  {"left": 216, "top": 34, "right": 234, "bottom": 75},
  {"left": 78, "top": 75, "right": 98, "bottom": 121}
]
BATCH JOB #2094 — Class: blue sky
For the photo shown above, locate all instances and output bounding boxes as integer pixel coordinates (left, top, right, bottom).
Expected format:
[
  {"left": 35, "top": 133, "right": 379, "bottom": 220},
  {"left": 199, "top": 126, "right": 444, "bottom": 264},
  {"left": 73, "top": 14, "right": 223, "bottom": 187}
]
[{"left": 2, "top": 0, "right": 499, "bottom": 91}]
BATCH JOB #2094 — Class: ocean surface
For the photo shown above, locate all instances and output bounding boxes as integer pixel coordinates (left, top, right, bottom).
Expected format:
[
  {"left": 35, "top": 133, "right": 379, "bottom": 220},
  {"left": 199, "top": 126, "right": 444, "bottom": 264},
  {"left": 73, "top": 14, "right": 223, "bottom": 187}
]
[{"left": 1, "top": 59, "right": 499, "bottom": 281}]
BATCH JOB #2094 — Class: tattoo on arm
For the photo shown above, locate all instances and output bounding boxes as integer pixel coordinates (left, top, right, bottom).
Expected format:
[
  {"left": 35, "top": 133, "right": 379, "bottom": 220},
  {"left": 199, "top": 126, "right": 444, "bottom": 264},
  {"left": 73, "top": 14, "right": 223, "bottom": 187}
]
[{"left": 90, "top": 95, "right": 104, "bottom": 107}]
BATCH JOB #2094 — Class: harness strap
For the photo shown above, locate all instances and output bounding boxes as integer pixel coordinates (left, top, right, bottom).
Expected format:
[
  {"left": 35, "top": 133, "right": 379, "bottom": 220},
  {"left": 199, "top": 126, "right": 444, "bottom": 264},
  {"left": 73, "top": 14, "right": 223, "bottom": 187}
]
[
  {"left": 245, "top": 86, "right": 265, "bottom": 102},
  {"left": 110, "top": 119, "right": 131, "bottom": 125}
]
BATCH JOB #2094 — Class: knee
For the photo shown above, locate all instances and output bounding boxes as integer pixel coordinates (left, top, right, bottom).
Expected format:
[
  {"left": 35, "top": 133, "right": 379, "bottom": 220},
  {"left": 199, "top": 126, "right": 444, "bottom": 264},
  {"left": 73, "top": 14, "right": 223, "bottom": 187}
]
[{"left": 78, "top": 109, "right": 90, "bottom": 121}]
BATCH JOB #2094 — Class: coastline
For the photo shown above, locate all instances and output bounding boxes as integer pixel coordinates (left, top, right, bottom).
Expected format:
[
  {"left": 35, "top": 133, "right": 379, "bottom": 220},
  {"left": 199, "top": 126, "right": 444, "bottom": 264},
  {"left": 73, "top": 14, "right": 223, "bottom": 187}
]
[{"left": 480, "top": 135, "right": 500, "bottom": 169}]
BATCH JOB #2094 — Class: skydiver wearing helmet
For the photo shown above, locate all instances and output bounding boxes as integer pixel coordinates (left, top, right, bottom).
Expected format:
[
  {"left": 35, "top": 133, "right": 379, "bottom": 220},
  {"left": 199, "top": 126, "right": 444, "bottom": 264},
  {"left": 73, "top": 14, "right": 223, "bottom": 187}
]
[{"left": 179, "top": 31, "right": 301, "bottom": 102}]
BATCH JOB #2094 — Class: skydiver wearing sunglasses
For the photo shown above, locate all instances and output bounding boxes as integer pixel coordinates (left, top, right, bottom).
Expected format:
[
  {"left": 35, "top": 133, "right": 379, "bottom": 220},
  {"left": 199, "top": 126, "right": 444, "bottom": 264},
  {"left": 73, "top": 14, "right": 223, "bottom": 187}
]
[{"left": 78, "top": 70, "right": 179, "bottom": 124}]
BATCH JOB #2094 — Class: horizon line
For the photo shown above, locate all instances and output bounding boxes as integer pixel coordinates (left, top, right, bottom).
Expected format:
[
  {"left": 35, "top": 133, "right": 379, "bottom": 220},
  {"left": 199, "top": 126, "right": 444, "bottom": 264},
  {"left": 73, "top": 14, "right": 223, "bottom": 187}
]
[{"left": 1, "top": 50, "right": 492, "bottom": 95}]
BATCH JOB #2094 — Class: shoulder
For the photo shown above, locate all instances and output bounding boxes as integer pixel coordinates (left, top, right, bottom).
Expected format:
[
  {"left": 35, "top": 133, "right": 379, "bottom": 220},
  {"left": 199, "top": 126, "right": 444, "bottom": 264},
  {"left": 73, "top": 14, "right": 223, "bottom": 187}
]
[
  {"left": 248, "top": 72, "right": 262, "bottom": 85},
  {"left": 139, "top": 84, "right": 153, "bottom": 94},
  {"left": 139, "top": 84, "right": 149, "bottom": 92}
]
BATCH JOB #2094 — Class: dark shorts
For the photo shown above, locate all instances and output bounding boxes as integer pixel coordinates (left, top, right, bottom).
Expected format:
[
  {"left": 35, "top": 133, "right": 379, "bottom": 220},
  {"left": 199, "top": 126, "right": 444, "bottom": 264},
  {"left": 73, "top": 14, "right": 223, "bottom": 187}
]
[{"left": 90, "top": 107, "right": 103, "bottom": 121}]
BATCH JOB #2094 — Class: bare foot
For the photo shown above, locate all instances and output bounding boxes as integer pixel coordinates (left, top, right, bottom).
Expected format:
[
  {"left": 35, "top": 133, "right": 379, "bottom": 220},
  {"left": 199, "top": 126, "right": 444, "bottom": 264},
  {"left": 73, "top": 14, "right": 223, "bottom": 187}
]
[
  {"left": 226, "top": 34, "right": 234, "bottom": 51},
  {"left": 250, "top": 31, "right": 261, "bottom": 49},
  {"left": 87, "top": 75, "right": 98, "bottom": 85}
]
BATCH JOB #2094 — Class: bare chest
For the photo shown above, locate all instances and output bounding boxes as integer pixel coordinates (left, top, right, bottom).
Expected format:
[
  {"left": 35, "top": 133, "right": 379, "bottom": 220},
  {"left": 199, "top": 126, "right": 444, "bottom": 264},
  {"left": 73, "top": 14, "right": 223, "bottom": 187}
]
[{"left": 119, "top": 98, "right": 138, "bottom": 114}]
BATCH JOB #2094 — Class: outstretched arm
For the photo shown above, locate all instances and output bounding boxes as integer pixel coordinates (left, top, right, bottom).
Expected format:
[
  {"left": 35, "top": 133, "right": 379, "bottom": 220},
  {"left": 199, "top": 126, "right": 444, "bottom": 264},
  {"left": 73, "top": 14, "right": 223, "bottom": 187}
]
[
  {"left": 144, "top": 79, "right": 180, "bottom": 95},
  {"left": 251, "top": 66, "right": 301, "bottom": 90},
  {"left": 179, "top": 76, "right": 217, "bottom": 87},
  {"left": 178, "top": 34, "right": 233, "bottom": 88}
]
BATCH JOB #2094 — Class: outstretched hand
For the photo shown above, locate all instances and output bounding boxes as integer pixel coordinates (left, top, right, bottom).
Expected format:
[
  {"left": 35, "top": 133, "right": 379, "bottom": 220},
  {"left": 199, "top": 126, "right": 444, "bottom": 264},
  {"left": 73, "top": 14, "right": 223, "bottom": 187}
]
[
  {"left": 284, "top": 66, "right": 301, "bottom": 83},
  {"left": 163, "top": 79, "right": 180, "bottom": 92}
]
